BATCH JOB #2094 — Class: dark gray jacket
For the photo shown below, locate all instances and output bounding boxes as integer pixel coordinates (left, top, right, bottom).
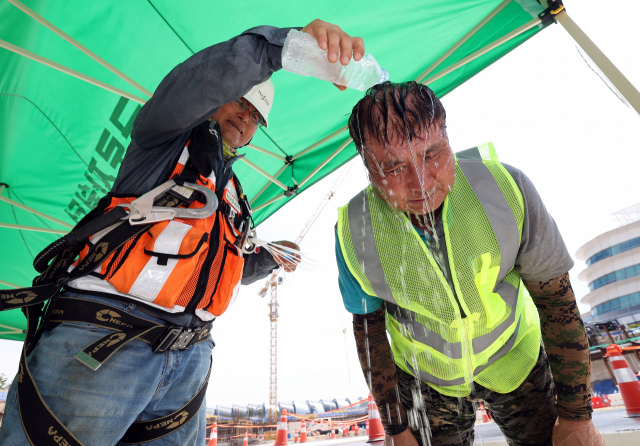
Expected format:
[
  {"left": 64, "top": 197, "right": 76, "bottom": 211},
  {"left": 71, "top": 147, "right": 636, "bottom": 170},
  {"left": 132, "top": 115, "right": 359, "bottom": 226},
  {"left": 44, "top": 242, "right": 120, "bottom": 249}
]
[{"left": 113, "top": 26, "right": 298, "bottom": 287}]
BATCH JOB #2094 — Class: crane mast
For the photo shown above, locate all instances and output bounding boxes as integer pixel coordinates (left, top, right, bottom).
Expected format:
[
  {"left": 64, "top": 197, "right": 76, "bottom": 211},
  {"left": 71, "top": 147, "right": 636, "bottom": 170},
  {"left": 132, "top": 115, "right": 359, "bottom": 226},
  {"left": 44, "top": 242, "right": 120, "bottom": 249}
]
[{"left": 262, "top": 161, "right": 354, "bottom": 423}]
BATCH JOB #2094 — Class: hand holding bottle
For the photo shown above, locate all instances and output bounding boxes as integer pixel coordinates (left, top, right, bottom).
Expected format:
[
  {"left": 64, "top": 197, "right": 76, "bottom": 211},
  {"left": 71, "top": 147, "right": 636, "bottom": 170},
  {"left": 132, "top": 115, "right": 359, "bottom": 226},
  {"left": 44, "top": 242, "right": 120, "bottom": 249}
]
[
  {"left": 299, "top": 19, "right": 366, "bottom": 91},
  {"left": 287, "top": 21, "right": 388, "bottom": 91}
]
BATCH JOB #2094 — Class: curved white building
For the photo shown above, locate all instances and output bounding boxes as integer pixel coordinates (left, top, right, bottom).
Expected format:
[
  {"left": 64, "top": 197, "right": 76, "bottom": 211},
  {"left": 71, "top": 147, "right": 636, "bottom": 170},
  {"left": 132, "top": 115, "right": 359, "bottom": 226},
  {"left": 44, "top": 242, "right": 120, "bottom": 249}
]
[{"left": 576, "top": 204, "right": 640, "bottom": 325}]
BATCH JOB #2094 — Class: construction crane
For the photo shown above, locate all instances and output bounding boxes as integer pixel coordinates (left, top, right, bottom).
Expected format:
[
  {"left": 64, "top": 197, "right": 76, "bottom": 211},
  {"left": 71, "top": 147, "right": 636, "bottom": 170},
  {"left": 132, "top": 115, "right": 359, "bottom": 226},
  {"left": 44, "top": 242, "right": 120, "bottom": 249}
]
[{"left": 259, "top": 160, "right": 355, "bottom": 423}]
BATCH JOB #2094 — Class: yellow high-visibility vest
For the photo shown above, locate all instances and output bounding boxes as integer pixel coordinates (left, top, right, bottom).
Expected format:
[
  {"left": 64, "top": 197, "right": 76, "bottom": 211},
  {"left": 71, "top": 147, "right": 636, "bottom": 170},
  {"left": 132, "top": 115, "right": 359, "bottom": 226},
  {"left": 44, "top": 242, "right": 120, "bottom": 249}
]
[{"left": 337, "top": 143, "right": 541, "bottom": 396}]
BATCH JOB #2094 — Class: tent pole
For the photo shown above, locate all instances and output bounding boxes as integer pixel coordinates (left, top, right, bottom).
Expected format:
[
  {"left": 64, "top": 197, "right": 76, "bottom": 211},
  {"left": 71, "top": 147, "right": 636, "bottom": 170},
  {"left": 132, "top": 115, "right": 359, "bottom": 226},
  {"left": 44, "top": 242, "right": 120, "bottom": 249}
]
[
  {"left": 239, "top": 158, "right": 289, "bottom": 191},
  {"left": 246, "top": 144, "right": 287, "bottom": 162},
  {"left": 554, "top": 9, "right": 640, "bottom": 116},
  {"left": 7, "top": 0, "right": 153, "bottom": 98},
  {"left": 250, "top": 164, "right": 288, "bottom": 205},
  {"left": 253, "top": 194, "right": 287, "bottom": 212},
  {"left": 0, "top": 323, "right": 25, "bottom": 336},
  {"left": 298, "top": 138, "right": 353, "bottom": 188},
  {"left": 0, "top": 39, "right": 147, "bottom": 105},
  {"left": 292, "top": 126, "right": 348, "bottom": 161},
  {"left": 0, "top": 194, "right": 73, "bottom": 229},
  {"left": 415, "top": 0, "right": 513, "bottom": 83},
  {"left": 0, "top": 222, "right": 69, "bottom": 235},
  {"left": 0, "top": 280, "right": 20, "bottom": 289},
  {"left": 421, "top": 16, "right": 542, "bottom": 87}
]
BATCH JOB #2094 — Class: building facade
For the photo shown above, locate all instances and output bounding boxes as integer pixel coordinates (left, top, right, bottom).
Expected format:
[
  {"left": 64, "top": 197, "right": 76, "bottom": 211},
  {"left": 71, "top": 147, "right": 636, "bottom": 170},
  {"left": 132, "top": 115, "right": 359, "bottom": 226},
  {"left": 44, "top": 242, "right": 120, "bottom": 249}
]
[{"left": 576, "top": 204, "right": 640, "bottom": 325}]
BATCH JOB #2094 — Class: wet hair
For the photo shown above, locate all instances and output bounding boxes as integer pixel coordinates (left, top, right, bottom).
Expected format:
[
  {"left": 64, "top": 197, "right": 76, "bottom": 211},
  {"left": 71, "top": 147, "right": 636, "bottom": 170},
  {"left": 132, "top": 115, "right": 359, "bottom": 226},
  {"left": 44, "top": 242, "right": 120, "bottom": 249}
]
[{"left": 348, "top": 81, "right": 446, "bottom": 153}]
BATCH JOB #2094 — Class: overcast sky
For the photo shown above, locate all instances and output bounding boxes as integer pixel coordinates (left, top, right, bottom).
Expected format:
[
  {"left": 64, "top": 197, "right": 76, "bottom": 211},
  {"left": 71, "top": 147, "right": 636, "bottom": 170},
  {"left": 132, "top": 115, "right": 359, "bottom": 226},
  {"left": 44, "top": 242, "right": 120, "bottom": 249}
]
[{"left": 1, "top": 0, "right": 639, "bottom": 411}]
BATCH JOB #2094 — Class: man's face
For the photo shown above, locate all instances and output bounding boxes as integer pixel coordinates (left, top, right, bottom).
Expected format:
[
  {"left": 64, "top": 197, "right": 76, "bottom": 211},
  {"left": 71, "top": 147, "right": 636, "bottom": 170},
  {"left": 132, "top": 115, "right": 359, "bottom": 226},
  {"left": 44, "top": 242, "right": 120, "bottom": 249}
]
[
  {"left": 363, "top": 124, "right": 455, "bottom": 215},
  {"left": 211, "top": 98, "right": 260, "bottom": 148}
]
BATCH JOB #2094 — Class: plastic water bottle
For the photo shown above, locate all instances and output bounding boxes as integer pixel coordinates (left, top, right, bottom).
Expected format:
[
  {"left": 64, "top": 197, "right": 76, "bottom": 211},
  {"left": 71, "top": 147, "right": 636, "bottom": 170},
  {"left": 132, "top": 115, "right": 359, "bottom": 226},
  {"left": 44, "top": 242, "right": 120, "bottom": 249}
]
[{"left": 282, "top": 29, "right": 389, "bottom": 91}]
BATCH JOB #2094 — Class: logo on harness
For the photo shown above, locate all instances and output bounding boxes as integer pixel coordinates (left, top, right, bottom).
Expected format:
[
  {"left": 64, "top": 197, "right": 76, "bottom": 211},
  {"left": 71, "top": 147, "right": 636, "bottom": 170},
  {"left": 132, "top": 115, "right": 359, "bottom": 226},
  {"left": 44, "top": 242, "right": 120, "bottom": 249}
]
[
  {"left": 78, "top": 241, "right": 109, "bottom": 271},
  {"left": 1, "top": 291, "right": 37, "bottom": 305},
  {"left": 95, "top": 309, "right": 133, "bottom": 329},
  {"left": 48, "top": 426, "right": 71, "bottom": 446},
  {"left": 154, "top": 195, "right": 180, "bottom": 208},
  {"left": 198, "top": 328, "right": 210, "bottom": 341},
  {"left": 144, "top": 410, "right": 189, "bottom": 431},
  {"left": 91, "top": 332, "right": 127, "bottom": 354}
]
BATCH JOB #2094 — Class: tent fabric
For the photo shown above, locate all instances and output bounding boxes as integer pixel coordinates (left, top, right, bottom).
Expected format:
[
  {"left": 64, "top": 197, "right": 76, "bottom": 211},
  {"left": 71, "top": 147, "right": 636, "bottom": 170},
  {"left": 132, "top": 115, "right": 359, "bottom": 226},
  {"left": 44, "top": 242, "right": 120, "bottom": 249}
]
[{"left": 0, "top": 0, "right": 551, "bottom": 340}]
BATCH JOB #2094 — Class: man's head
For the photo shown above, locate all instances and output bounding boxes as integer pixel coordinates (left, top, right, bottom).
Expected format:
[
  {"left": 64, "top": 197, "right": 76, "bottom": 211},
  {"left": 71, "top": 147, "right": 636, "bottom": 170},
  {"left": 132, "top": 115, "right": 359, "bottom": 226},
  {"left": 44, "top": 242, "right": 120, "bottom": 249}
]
[
  {"left": 211, "top": 79, "right": 275, "bottom": 148},
  {"left": 348, "top": 81, "right": 454, "bottom": 216}
]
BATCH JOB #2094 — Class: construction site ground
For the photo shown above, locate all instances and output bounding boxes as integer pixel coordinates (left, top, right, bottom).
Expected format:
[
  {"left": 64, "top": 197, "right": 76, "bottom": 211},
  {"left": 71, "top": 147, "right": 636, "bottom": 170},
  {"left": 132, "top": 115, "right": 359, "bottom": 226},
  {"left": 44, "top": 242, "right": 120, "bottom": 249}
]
[{"left": 256, "top": 407, "right": 640, "bottom": 446}]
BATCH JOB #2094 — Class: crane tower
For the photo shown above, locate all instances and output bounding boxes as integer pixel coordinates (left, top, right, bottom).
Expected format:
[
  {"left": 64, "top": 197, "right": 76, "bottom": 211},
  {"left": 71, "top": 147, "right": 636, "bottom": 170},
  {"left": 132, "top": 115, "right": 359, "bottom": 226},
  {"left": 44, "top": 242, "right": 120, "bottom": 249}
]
[{"left": 262, "top": 161, "right": 354, "bottom": 423}]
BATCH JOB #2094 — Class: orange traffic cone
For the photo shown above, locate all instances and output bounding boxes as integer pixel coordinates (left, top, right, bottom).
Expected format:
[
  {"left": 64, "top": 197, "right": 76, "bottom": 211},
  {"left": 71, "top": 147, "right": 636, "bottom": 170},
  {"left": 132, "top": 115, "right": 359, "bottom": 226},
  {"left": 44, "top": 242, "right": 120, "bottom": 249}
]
[
  {"left": 275, "top": 409, "right": 289, "bottom": 446},
  {"left": 300, "top": 420, "right": 308, "bottom": 443},
  {"left": 608, "top": 344, "right": 640, "bottom": 417},
  {"left": 294, "top": 429, "right": 299, "bottom": 443},
  {"left": 366, "top": 419, "right": 369, "bottom": 435},
  {"left": 479, "top": 403, "right": 491, "bottom": 423},
  {"left": 243, "top": 432, "right": 248, "bottom": 446},
  {"left": 367, "top": 394, "right": 385, "bottom": 442},
  {"left": 329, "top": 421, "right": 336, "bottom": 440},
  {"left": 208, "top": 422, "right": 218, "bottom": 446},
  {"left": 343, "top": 425, "right": 349, "bottom": 437}
]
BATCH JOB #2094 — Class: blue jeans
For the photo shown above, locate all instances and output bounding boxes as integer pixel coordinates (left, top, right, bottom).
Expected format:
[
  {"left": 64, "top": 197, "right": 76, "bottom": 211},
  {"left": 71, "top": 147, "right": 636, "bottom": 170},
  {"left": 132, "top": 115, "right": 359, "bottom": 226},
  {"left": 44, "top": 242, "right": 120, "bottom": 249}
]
[{"left": 0, "top": 293, "right": 213, "bottom": 446}]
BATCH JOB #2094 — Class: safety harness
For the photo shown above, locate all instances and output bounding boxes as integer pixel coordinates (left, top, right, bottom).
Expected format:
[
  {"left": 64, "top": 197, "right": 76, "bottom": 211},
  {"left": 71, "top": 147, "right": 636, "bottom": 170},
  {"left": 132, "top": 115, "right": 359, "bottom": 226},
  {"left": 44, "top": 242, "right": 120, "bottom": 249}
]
[{"left": 0, "top": 123, "right": 255, "bottom": 444}]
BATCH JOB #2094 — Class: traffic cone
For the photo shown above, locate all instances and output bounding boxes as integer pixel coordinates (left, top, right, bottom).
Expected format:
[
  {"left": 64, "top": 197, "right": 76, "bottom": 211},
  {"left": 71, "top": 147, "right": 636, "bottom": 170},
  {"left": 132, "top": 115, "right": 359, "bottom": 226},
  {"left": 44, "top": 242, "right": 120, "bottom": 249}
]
[
  {"left": 208, "top": 422, "right": 218, "bottom": 446},
  {"left": 300, "top": 420, "right": 308, "bottom": 443},
  {"left": 243, "top": 432, "right": 248, "bottom": 446},
  {"left": 366, "top": 419, "right": 369, "bottom": 435},
  {"left": 294, "top": 429, "right": 299, "bottom": 443},
  {"left": 275, "top": 409, "right": 289, "bottom": 446},
  {"left": 367, "top": 394, "right": 385, "bottom": 442},
  {"left": 329, "top": 421, "right": 336, "bottom": 440},
  {"left": 343, "top": 425, "right": 349, "bottom": 437},
  {"left": 607, "top": 344, "right": 640, "bottom": 417},
  {"left": 479, "top": 403, "right": 490, "bottom": 423}
]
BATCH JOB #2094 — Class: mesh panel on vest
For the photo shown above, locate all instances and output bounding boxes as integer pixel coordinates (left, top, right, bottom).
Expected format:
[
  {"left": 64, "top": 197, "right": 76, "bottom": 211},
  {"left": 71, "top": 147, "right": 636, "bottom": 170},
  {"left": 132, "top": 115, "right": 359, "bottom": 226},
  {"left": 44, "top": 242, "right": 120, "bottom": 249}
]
[
  {"left": 338, "top": 145, "right": 542, "bottom": 397},
  {"left": 365, "top": 188, "right": 466, "bottom": 388}
]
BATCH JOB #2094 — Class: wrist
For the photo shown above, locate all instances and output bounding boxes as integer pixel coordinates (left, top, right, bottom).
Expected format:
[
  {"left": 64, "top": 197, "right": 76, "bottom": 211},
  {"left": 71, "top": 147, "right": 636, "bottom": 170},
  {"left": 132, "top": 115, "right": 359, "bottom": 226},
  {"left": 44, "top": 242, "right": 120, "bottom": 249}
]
[{"left": 385, "top": 424, "right": 408, "bottom": 436}]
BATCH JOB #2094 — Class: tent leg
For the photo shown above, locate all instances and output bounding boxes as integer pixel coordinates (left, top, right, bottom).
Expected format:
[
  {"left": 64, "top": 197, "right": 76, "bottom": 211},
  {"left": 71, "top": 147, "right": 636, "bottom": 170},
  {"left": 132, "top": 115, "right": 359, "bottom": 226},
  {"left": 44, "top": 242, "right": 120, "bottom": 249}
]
[
  {"left": 554, "top": 10, "right": 640, "bottom": 116},
  {"left": 0, "top": 192, "right": 73, "bottom": 229},
  {"left": 0, "top": 222, "right": 69, "bottom": 235},
  {"left": 239, "top": 158, "right": 289, "bottom": 191}
]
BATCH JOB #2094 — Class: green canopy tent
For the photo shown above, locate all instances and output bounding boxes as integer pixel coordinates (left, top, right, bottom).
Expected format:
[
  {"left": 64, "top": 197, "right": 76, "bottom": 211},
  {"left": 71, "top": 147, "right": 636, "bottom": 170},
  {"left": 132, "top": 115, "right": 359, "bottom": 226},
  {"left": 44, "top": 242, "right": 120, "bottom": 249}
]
[{"left": 1, "top": 0, "right": 638, "bottom": 342}]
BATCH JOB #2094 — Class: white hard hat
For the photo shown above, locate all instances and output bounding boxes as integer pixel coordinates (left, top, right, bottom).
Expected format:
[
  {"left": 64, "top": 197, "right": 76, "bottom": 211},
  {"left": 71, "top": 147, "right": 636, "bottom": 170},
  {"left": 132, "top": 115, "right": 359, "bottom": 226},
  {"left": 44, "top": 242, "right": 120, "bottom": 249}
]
[{"left": 243, "top": 79, "right": 274, "bottom": 127}]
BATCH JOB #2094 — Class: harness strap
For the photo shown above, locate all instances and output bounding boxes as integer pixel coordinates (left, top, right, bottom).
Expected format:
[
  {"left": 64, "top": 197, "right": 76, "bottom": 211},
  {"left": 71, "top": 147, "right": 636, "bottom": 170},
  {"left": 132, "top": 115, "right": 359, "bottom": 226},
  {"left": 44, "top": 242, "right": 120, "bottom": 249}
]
[
  {"left": 2, "top": 182, "right": 212, "bottom": 444},
  {"left": 17, "top": 297, "right": 213, "bottom": 446},
  {"left": 49, "top": 297, "right": 213, "bottom": 370},
  {"left": 119, "top": 362, "right": 211, "bottom": 444}
]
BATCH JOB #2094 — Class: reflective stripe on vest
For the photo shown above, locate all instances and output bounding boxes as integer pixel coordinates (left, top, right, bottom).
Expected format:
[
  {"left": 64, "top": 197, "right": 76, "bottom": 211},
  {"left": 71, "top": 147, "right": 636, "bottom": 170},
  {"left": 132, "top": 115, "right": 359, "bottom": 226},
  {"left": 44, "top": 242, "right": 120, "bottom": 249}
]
[{"left": 341, "top": 143, "right": 537, "bottom": 392}]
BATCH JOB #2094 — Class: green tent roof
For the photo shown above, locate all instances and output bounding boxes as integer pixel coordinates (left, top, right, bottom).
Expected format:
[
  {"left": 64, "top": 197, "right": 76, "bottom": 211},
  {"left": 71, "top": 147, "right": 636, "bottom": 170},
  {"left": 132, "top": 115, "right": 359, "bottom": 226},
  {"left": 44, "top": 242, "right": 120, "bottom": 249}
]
[{"left": 0, "top": 0, "right": 553, "bottom": 340}]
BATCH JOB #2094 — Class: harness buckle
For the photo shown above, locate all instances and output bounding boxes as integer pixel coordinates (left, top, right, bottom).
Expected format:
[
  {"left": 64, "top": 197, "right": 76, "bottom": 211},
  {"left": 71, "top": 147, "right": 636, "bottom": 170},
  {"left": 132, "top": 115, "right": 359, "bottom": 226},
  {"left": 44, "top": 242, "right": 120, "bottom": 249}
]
[
  {"left": 152, "top": 326, "right": 200, "bottom": 353},
  {"left": 118, "top": 180, "right": 218, "bottom": 226}
]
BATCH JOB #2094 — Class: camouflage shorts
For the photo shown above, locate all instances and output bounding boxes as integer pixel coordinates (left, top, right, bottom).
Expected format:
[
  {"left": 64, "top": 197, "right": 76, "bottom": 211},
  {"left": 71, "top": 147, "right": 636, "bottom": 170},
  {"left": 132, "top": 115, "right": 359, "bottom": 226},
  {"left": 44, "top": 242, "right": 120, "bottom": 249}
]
[{"left": 397, "top": 344, "right": 557, "bottom": 446}]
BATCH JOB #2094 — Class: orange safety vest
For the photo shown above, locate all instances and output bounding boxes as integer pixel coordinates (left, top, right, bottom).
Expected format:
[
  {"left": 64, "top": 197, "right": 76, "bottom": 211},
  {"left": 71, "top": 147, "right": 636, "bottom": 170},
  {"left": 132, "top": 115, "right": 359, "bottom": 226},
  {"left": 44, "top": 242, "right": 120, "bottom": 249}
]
[{"left": 69, "top": 144, "right": 248, "bottom": 319}]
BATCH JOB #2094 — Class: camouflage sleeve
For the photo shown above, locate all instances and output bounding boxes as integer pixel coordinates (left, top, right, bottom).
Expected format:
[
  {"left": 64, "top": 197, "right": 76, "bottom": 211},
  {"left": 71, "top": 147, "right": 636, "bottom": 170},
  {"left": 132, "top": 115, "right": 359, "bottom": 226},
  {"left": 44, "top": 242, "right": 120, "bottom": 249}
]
[
  {"left": 353, "top": 306, "right": 408, "bottom": 435},
  {"left": 523, "top": 273, "right": 593, "bottom": 421}
]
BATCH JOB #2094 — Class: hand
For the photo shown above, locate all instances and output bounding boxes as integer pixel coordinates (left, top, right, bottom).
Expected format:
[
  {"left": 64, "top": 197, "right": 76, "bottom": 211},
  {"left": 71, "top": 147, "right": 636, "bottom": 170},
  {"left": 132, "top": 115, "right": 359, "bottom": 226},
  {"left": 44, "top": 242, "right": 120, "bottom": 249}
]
[
  {"left": 552, "top": 417, "right": 605, "bottom": 446},
  {"left": 300, "top": 19, "right": 365, "bottom": 90},
  {"left": 272, "top": 240, "right": 300, "bottom": 272},
  {"left": 387, "top": 428, "right": 419, "bottom": 446}
]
